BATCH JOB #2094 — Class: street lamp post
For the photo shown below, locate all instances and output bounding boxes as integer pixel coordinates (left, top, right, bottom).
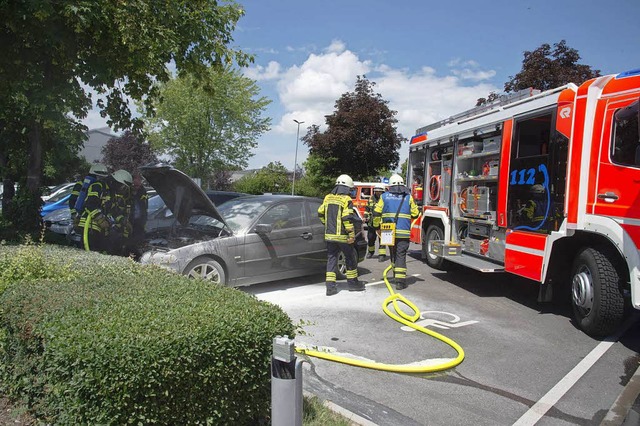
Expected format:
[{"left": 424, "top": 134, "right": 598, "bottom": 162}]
[{"left": 292, "top": 119, "right": 304, "bottom": 195}]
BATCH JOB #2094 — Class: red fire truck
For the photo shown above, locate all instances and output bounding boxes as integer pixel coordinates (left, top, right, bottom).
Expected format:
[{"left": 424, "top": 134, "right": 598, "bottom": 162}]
[{"left": 407, "top": 69, "right": 640, "bottom": 336}]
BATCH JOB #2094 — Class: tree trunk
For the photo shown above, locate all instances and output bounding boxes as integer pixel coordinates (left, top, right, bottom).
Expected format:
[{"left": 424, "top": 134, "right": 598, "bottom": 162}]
[{"left": 27, "top": 120, "right": 43, "bottom": 193}]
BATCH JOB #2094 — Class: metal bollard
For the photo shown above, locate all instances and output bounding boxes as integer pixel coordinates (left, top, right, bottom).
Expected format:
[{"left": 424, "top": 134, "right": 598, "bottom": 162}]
[{"left": 271, "top": 336, "right": 304, "bottom": 426}]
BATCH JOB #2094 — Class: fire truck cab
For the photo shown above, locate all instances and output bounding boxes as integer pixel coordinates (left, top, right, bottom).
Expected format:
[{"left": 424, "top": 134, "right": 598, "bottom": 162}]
[
  {"left": 408, "top": 69, "right": 640, "bottom": 336},
  {"left": 351, "top": 181, "right": 388, "bottom": 219}
]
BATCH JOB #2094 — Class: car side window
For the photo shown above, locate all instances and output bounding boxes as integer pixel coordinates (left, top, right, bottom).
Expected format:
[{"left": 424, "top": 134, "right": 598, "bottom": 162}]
[
  {"left": 262, "top": 202, "right": 304, "bottom": 230},
  {"left": 308, "top": 201, "right": 323, "bottom": 226}
]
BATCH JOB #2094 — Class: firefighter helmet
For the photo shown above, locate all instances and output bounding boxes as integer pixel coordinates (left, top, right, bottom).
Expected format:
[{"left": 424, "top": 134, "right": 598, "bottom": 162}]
[
  {"left": 89, "top": 163, "right": 109, "bottom": 177},
  {"left": 374, "top": 183, "right": 385, "bottom": 192},
  {"left": 112, "top": 169, "right": 133, "bottom": 186},
  {"left": 389, "top": 174, "right": 404, "bottom": 186},
  {"left": 335, "top": 174, "right": 354, "bottom": 188}
]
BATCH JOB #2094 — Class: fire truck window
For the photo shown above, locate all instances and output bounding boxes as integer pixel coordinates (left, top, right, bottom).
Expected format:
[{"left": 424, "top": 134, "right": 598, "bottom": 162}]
[
  {"left": 611, "top": 100, "right": 640, "bottom": 167},
  {"left": 361, "top": 187, "right": 372, "bottom": 199},
  {"left": 515, "top": 114, "right": 552, "bottom": 158}
]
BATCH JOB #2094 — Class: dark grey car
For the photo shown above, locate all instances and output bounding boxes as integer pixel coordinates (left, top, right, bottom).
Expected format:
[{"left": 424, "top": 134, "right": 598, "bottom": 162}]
[{"left": 139, "top": 165, "right": 366, "bottom": 287}]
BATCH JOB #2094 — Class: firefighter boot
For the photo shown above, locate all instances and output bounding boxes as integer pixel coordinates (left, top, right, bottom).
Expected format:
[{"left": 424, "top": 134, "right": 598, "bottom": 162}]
[
  {"left": 366, "top": 251, "right": 374, "bottom": 259},
  {"left": 378, "top": 254, "right": 387, "bottom": 263},
  {"left": 395, "top": 278, "right": 407, "bottom": 291},
  {"left": 348, "top": 279, "right": 365, "bottom": 292},
  {"left": 326, "top": 283, "right": 338, "bottom": 296}
]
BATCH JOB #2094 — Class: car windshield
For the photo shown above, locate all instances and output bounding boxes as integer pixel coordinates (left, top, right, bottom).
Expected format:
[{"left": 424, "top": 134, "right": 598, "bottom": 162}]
[
  {"left": 47, "top": 185, "right": 74, "bottom": 202},
  {"left": 147, "top": 195, "right": 165, "bottom": 215},
  {"left": 217, "top": 198, "right": 270, "bottom": 233}
]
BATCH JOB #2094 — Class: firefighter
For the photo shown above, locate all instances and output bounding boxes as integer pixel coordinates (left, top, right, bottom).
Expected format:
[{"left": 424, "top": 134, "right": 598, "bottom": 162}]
[
  {"left": 522, "top": 184, "right": 547, "bottom": 224},
  {"left": 318, "top": 174, "right": 364, "bottom": 296},
  {"left": 77, "top": 169, "right": 114, "bottom": 253},
  {"left": 365, "top": 183, "right": 387, "bottom": 260},
  {"left": 109, "top": 169, "right": 134, "bottom": 256},
  {"left": 69, "top": 163, "right": 109, "bottom": 226},
  {"left": 373, "top": 174, "right": 420, "bottom": 290},
  {"left": 124, "top": 172, "right": 149, "bottom": 258}
]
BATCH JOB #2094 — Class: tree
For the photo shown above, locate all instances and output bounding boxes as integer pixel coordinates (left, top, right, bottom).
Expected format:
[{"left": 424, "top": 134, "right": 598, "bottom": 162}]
[
  {"left": 0, "top": 0, "right": 250, "bottom": 229},
  {"left": 102, "top": 131, "right": 159, "bottom": 175},
  {"left": 504, "top": 40, "right": 600, "bottom": 93},
  {"left": 293, "top": 154, "right": 335, "bottom": 198},
  {"left": 233, "top": 162, "right": 291, "bottom": 195},
  {"left": 303, "top": 76, "right": 405, "bottom": 180},
  {"left": 144, "top": 67, "right": 270, "bottom": 181}
]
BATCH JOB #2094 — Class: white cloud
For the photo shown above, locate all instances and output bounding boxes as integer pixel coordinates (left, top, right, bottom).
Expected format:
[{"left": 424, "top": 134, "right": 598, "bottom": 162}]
[
  {"left": 248, "top": 41, "right": 499, "bottom": 169},
  {"left": 244, "top": 61, "right": 281, "bottom": 81}
]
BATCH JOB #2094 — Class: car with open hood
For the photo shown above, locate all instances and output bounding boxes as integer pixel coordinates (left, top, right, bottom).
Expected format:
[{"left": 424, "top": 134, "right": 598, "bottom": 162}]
[{"left": 139, "top": 164, "right": 366, "bottom": 286}]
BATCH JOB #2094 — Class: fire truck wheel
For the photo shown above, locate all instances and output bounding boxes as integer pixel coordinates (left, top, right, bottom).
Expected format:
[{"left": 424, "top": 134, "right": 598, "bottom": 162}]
[
  {"left": 424, "top": 224, "right": 449, "bottom": 271},
  {"left": 570, "top": 247, "right": 625, "bottom": 337}
]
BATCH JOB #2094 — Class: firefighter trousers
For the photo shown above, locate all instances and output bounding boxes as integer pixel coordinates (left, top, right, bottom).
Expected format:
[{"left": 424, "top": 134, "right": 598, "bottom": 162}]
[
  {"left": 325, "top": 241, "right": 358, "bottom": 289},
  {"left": 389, "top": 238, "right": 410, "bottom": 286}
]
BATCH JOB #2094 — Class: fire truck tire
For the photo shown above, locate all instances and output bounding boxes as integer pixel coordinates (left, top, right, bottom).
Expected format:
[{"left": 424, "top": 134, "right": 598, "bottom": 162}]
[
  {"left": 570, "top": 247, "right": 625, "bottom": 337},
  {"left": 424, "top": 224, "right": 449, "bottom": 271}
]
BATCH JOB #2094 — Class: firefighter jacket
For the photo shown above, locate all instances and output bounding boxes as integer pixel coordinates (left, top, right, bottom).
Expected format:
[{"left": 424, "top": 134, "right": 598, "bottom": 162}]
[
  {"left": 78, "top": 179, "right": 113, "bottom": 234},
  {"left": 69, "top": 174, "right": 97, "bottom": 217},
  {"left": 365, "top": 193, "right": 382, "bottom": 227},
  {"left": 110, "top": 184, "right": 132, "bottom": 237},
  {"left": 373, "top": 188, "right": 419, "bottom": 239},
  {"left": 129, "top": 186, "right": 149, "bottom": 228},
  {"left": 318, "top": 190, "right": 356, "bottom": 243}
]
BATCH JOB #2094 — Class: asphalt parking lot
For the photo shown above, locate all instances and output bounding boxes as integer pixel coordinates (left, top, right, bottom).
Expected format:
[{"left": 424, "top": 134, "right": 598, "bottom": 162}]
[{"left": 244, "top": 243, "right": 640, "bottom": 426}]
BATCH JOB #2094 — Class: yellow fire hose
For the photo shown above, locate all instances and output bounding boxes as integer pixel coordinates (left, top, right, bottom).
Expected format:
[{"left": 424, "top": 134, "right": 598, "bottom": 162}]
[{"left": 295, "top": 264, "right": 465, "bottom": 373}]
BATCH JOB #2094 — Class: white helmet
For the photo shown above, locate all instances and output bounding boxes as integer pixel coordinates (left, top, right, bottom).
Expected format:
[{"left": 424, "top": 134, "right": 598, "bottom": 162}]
[
  {"left": 374, "top": 183, "right": 385, "bottom": 192},
  {"left": 530, "top": 184, "right": 545, "bottom": 194},
  {"left": 389, "top": 174, "right": 404, "bottom": 186},
  {"left": 335, "top": 174, "right": 354, "bottom": 188},
  {"left": 112, "top": 169, "right": 133, "bottom": 186},
  {"left": 89, "top": 163, "right": 109, "bottom": 177}
]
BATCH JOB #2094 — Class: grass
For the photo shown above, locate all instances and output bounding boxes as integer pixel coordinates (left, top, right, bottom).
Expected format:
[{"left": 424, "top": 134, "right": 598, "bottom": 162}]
[{"left": 303, "top": 395, "right": 355, "bottom": 426}]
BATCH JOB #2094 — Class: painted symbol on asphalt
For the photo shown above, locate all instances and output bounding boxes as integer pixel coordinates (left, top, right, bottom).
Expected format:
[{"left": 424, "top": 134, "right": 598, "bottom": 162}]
[{"left": 400, "top": 310, "right": 478, "bottom": 331}]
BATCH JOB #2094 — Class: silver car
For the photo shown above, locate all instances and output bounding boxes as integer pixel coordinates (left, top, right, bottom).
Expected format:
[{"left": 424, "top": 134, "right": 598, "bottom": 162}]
[{"left": 140, "top": 165, "right": 366, "bottom": 286}]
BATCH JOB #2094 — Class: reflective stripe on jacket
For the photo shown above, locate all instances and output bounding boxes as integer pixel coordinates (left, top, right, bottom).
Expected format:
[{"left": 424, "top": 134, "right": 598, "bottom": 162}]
[
  {"left": 318, "top": 193, "right": 355, "bottom": 243},
  {"left": 78, "top": 180, "right": 111, "bottom": 233},
  {"left": 373, "top": 191, "right": 419, "bottom": 239}
]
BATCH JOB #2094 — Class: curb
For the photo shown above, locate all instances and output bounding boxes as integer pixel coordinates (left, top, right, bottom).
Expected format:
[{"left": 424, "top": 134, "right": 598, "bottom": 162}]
[
  {"left": 303, "top": 391, "right": 377, "bottom": 426},
  {"left": 601, "top": 359, "right": 640, "bottom": 425}
]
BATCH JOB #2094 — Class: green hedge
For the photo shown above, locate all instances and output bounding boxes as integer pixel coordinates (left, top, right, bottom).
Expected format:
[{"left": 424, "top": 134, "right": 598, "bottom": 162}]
[{"left": 0, "top": 244, "right": 295, "bottom": 424}]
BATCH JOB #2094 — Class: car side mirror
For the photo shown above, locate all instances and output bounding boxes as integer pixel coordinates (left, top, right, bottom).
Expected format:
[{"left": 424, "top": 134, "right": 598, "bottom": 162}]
[{"left": 254, "top": 223, "right": 273, "bottom": 234}]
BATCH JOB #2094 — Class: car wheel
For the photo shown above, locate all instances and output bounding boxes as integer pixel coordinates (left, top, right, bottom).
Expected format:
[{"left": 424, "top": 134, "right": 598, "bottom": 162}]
[
  {"left": 571, "top": 247, "right": 625, "bottom": 337},
  {"left": 337, "top": 247, "right": 358, "bottom": 279},
  {"left": 424, "top": 224, "right": 449, "bottom": 271},
  {"left": 185, "top": 257, "right": 226, "bottom": 285}
]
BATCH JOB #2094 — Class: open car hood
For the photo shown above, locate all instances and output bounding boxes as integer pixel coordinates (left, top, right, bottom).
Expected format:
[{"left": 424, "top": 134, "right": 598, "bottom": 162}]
[{"left": 140, "top": 164, "right": 227, "bottom": 227}]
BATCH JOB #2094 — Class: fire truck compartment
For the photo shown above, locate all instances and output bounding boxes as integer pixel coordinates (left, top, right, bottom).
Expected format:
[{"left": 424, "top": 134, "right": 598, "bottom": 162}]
[{"left": 430, "top": 240, "right": 462, "bottom": 257}]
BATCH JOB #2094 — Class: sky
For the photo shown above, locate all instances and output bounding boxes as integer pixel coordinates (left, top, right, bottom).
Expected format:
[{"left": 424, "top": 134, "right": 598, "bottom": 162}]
[{"left": 82, "top": 0, "right": 640, "bottom": 172}]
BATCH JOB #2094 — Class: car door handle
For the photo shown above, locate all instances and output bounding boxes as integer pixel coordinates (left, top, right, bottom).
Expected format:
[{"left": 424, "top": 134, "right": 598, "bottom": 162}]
[
  {"left": 597, "top": 192, "right": 619, "bottom": 202},
  {"left": 300, "top": 232, "right": 312, "bottom": 240}
]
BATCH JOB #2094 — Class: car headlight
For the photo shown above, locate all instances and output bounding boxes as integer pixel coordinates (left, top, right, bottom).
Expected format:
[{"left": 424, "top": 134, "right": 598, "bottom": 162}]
[{"left": 140, "top": 251, "right": 179, "bottom": 270}]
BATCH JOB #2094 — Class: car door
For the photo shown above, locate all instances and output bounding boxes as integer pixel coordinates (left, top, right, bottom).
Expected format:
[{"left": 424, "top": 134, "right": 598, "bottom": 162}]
[{"left": 242, "top": 200, "right": 315, "bottom": 280}]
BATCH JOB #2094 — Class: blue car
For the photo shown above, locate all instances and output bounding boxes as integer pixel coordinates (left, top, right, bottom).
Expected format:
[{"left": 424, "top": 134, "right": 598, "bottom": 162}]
[{"left": 41, "top": 184, "right": 75, "bottom": 217}]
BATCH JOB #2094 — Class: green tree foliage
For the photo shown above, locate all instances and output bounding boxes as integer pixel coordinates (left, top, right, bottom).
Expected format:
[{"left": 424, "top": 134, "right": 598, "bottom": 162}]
[
  {"left": 0, "top": 0, "right": 250, "bottom": 230},
  {"left": 102, "top": 131, "right": 159, "bottom": 175},
  {"left": 476, "top": 40, "right": 600, "bottom": 106},
  {"left": 504, "top": 40, "right": 601, "bottom": 93},
  {"left": 144, "top": 67, "right": 270, "bottom": 182},
  {"left": 233, "top": 162, "right": 291, "bottom": 195},
  {"left": 303, "top": 76, "right": 405, "bottom": 180},
  {"left": 294, "top": 154, "right": 337, "bottom": 198}
]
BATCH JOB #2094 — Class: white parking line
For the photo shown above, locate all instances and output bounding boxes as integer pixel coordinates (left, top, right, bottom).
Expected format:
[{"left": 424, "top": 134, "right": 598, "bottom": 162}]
[{"left": 513, "top": 317, "right": 636, "bottom": 426}]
